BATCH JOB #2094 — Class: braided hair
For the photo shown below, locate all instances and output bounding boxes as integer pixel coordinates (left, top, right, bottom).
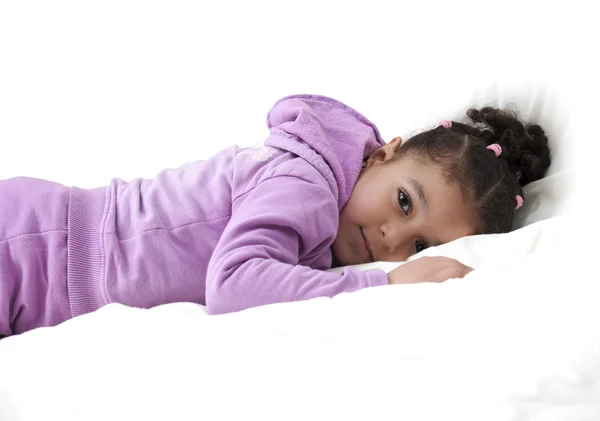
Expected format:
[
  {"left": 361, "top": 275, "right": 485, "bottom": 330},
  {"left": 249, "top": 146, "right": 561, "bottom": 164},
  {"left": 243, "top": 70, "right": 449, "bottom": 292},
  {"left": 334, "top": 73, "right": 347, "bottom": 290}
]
[{"left": 394, "top": 107, "right": 551, "bottom": 234}]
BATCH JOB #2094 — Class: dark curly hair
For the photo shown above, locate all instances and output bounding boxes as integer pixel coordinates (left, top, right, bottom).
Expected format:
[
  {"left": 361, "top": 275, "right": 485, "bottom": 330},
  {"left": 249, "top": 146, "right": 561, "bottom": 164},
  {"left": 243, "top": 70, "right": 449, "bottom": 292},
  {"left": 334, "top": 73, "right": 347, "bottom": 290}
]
[{"left": 394, "top": 107, "right": 551, "bottom": 234}]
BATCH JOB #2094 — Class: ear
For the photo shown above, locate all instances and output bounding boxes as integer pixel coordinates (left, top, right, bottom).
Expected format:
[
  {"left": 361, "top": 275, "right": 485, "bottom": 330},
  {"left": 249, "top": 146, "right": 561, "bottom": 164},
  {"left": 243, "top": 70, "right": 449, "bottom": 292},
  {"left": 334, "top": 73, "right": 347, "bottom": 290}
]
[{"left": 364, "top": 136, "right": 402, "bottom": 169}]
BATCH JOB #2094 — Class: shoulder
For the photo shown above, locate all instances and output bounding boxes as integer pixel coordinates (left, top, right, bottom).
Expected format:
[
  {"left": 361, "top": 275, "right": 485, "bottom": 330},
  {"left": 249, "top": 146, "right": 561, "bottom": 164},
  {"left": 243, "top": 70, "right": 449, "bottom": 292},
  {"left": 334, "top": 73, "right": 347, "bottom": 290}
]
[
  {"left": 232, "top": 146, "right": 334, "bottom": 201},
  {"left": 230, "top": 147, "right": 339, "bottom": 249}
]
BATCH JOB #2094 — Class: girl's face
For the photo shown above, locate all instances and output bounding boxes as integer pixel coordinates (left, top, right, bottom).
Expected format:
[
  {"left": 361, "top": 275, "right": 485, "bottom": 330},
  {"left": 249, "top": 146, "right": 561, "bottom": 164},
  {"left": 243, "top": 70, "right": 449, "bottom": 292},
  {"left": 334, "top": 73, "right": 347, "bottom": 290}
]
[{"left": 332, "top": 137, "right": 475, "bottom": 266}]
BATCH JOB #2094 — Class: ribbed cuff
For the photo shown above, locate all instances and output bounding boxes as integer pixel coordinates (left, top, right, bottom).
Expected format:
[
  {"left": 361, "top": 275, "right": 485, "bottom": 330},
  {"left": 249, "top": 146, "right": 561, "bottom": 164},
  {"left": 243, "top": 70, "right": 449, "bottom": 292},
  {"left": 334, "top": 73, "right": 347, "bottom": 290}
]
[
  {"left": 67, "top": 186, "right": 110, "bottom": 317},
  {"left": 364, "top": 268, "right": 390, "bottom": 287}
]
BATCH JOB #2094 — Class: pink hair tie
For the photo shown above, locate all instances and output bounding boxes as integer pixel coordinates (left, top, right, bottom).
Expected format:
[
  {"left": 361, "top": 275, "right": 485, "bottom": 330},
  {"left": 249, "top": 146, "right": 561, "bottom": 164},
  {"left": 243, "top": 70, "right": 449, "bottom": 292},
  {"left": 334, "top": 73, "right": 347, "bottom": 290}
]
[
  {"left": 486, "top": 143, "right": 502, "bottom": 157},
  {"left": 515, "top": 195, "right": 523, "bottom": 210},
  {"left": 439, "top": 120, "right": 452, "bottom": 128}
]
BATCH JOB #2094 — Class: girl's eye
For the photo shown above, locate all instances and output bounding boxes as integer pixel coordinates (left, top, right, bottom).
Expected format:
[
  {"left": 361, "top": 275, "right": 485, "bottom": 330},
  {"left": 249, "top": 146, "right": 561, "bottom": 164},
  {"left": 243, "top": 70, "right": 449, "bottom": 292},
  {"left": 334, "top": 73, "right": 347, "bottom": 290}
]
[
  {"left": 397, "top": 189, "right": 412, "bottom": 215},
  {"left": 415, "top": 240, "right": 428, "bottom": 254}
]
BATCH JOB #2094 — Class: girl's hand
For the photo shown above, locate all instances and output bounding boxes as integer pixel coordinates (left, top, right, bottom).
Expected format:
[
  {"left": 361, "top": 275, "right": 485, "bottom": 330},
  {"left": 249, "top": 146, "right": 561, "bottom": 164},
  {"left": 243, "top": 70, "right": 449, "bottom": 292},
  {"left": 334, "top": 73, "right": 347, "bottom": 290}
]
[{"left": 387, "top": 256, "right": 473, "bottom": 285}]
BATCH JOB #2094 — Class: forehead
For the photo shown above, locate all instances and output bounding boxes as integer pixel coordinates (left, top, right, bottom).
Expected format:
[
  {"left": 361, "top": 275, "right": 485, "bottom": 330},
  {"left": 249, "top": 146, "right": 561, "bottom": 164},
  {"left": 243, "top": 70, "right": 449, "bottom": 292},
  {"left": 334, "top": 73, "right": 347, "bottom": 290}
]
[{"left": 387, "top": 154, "right": 465, "bottom": 201}]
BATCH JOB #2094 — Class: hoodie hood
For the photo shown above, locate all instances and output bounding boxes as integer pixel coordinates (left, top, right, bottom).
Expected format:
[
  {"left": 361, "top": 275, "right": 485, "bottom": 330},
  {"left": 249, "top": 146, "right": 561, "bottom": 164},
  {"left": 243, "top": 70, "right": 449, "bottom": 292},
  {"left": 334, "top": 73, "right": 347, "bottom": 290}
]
[{"left": 264, "top": 94, "right": 385, "bottom": 211}]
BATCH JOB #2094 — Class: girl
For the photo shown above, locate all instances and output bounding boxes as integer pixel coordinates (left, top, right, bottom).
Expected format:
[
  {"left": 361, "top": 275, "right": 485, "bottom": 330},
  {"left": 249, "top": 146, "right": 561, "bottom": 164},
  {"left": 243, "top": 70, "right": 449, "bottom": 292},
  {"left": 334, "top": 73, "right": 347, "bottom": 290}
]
[{"left": 0, "top": 94, "right": 551, "bottom": 337}]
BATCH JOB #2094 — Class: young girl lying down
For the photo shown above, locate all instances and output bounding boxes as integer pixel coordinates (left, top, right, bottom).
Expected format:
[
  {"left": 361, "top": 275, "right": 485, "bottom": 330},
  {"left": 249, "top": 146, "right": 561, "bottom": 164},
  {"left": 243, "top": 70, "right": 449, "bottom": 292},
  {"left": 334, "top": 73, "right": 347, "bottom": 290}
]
[{"left": 0, "top": 94, "right": 551, "bottom": 337}]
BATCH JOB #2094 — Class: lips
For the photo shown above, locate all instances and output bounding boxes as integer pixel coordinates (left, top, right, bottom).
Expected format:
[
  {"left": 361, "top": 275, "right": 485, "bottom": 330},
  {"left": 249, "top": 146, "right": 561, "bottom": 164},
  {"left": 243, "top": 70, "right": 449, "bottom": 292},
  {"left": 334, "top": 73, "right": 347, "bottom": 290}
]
[{"left": 360, "top": 228, "right": 375, "bottom": 262}]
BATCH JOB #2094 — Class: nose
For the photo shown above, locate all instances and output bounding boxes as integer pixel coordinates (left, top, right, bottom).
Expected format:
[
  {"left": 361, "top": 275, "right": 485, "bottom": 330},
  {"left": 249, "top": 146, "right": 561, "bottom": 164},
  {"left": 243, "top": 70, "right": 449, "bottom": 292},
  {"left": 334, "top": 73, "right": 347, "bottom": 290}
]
[
  {"left": 380, "top": 221, "right": 409, "bottom": 260},
  {"left": 381, "top": 224, "right": 394, "bottom": 251}
]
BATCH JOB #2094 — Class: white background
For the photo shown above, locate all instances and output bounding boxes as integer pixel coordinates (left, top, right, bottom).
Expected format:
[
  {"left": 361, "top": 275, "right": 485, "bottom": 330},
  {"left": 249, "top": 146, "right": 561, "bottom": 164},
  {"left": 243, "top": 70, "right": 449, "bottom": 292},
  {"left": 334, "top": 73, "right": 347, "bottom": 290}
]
[{"left": 1, "top": 1, "right": 596, "bottom": 185}]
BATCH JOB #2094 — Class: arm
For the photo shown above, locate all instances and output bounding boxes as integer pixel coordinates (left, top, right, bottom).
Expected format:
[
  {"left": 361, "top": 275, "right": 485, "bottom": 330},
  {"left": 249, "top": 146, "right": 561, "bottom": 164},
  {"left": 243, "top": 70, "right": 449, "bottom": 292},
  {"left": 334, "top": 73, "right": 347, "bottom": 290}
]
[{"left": 205, "top": 176, "right": 388, "bottom": 314}]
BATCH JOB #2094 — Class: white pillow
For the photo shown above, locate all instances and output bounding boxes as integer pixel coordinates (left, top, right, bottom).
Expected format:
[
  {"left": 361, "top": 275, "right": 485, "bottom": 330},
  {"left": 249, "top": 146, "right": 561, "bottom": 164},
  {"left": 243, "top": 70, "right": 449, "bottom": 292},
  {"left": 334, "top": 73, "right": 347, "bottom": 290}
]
[{"left": 512, "top": 169, "right": 572, "bottom": 230}]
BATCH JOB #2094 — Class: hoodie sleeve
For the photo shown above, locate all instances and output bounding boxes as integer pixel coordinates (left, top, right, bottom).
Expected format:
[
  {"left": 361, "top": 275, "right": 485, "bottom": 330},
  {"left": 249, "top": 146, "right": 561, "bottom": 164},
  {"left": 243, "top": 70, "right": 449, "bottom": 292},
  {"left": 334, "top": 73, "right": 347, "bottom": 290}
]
[{"left": 204, "top": 175, "right": 389, "bottom": 315}]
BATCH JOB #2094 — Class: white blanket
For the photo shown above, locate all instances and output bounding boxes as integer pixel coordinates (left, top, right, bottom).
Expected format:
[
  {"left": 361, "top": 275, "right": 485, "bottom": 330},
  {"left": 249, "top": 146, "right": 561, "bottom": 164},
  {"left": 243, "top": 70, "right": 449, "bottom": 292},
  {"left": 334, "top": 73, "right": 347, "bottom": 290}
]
[{"left": 1, "top": 215, "right": 598, "bottom": 421}]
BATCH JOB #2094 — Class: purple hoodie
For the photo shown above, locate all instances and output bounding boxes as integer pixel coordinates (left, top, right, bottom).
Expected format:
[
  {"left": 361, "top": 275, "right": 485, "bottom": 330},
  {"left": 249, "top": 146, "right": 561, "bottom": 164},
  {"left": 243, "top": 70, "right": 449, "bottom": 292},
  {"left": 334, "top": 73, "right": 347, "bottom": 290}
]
[{"left": 0, "top": 94, "right": 390, "bottom": 336}]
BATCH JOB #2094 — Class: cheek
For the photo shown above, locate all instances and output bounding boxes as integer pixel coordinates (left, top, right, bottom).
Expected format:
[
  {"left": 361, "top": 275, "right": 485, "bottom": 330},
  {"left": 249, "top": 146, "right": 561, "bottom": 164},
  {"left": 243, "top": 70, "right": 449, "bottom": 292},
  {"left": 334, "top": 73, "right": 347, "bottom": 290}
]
[{"left": 346, "top": 182, "right": 389, "bottom": 223}]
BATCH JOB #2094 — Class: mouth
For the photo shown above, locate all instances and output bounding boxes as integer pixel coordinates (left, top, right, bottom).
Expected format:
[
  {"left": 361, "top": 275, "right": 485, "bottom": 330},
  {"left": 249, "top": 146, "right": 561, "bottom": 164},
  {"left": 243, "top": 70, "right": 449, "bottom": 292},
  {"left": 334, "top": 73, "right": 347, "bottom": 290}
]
[{"left": 359, "top": 227, "right": 375, "bottom": 263}]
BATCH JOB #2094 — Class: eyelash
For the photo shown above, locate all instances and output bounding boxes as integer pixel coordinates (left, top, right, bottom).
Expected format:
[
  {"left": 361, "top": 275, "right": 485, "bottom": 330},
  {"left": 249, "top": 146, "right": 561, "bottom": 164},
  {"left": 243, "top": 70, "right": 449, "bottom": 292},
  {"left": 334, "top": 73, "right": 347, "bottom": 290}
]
[
  {"left": 397, "top": 189, "right": 429, "bottom": 254},
  {"left": 397, "top": 189, "right": 412, "bottom": 215},
  {"left": 415, "top": 240, "right": 428, "bottom": 254}
]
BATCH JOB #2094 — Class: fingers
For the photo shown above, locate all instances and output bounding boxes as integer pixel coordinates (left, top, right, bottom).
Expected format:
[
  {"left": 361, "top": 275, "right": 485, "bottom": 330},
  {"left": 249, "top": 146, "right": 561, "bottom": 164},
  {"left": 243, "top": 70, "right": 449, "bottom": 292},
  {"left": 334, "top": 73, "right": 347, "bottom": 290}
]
[
  {"left": 418, "top": 256, "right": 473, "bottom": 282},
  {"left": 417, "top": 256, "right": 473, "bottom": 270},
  {"left": 388, "top": 255, "right": 474, "bottom": 285}
]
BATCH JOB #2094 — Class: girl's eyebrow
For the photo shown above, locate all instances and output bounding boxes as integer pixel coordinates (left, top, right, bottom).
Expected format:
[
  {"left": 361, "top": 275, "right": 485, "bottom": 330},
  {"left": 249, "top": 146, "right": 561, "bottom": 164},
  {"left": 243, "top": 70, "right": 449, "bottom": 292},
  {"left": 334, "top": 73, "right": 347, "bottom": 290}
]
[
  {"left": 408, "top": 177, "right": 440, "bottom": 246},
  {"left": 408, "top": 177, "right": 427, "bottom": 208}
]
